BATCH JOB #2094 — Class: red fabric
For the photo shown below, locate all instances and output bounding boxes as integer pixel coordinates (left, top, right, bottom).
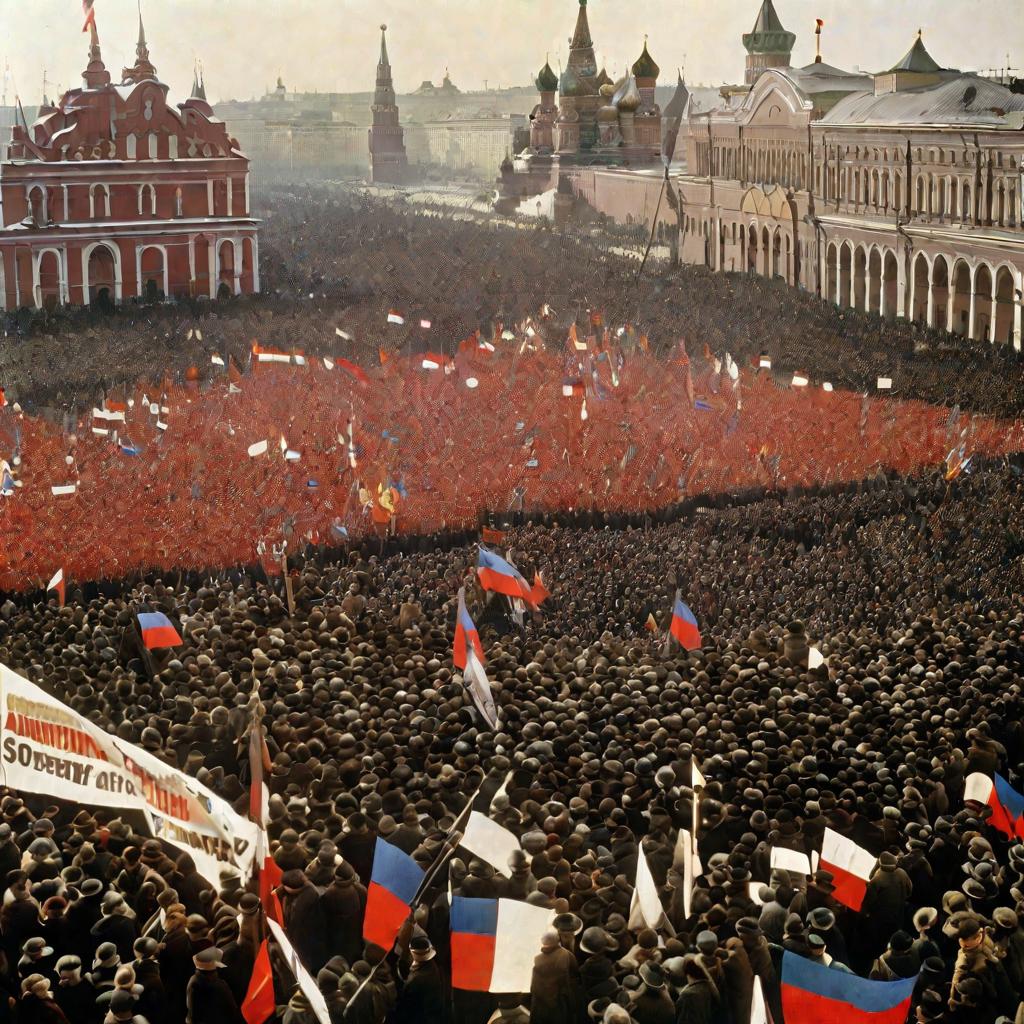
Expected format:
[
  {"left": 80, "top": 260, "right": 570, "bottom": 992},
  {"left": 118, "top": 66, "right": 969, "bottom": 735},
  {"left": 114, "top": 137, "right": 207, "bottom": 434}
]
[
  {"left": 450, "top": 932, "right": 496, "bottom": 992},
  {"left": 670, "top": 617, "right": 701, "bottom": 650},
  {"left": 241, "top": 938, "right": 275, "bottom": 1024},
  {"left": 141, "top": 625, "right": 182, "bottom": 650},
  {"left": 782, "top": 983, "right": 911, "bottom": 1024},
  {"left": 363, "top": 881, "right": 411, "bottom": 952},
  {"left": 821, "top": 861, "right": 867, "bottom": 911},
  {"left": 478, "top": 567, "right": 531, "bottom": 600},
  {"left": 259, "top": 856, "right": 283, "bottom": 926}
]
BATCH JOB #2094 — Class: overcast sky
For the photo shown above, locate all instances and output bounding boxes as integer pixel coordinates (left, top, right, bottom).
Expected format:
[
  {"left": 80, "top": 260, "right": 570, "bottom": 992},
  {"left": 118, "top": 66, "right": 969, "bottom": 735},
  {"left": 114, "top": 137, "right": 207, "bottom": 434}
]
[{"left": 1, "top": 0, "right": 1020, "bottom": 105}]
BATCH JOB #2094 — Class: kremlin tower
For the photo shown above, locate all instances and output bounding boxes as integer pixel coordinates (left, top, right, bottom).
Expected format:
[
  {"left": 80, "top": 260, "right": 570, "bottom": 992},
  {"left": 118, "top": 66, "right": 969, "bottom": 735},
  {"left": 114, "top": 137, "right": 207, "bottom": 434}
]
[{"left": 368, "top": 24, "right": 409, "bottom": 184}]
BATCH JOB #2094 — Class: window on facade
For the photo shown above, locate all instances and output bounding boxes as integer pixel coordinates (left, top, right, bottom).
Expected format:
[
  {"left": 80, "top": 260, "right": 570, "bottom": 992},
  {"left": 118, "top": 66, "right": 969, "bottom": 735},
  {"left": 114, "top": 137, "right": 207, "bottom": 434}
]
[
  {"left": 168, "top": 136, "right": 178, "bottom": 159},
  {"left": 175, "top": 188, "right": 183, "bottom": 218},
  {"left": 90, "top": 184, "right": 110, "bottom": 219},
  {"left": 148, "top": 133, "right": 158, "bottom": 159},
  {"left": 126, "top": 134, "right": 137, "bottom": 160}
]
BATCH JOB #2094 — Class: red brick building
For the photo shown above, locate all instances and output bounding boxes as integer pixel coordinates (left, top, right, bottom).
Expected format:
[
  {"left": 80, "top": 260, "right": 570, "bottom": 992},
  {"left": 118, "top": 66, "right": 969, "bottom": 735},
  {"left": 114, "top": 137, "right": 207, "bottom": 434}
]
[{"left": 0, "top": 15, "right": 259, "bottom": 311}]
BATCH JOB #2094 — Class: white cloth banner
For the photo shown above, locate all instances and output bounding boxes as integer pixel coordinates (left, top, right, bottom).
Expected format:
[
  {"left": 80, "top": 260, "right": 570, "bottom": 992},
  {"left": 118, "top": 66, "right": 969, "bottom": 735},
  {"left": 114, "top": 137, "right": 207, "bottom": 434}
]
[
  {"left": 490, "top": 900, "right": 554, "bottom": 993},
  {"left": 461, "top": 811, "right": 519, "bottom": 879},
  {"left": 770, "top": 847, "right": 812, "bottom": 876},
  {"left": 0, "top": 664, "right": 257, "bottom": 886},
  {"left": 267, "top": 919, "right": 331, "bottom": 1023},
  {"left": 629, "top": 843, "right": 668, "bottom": 931}
]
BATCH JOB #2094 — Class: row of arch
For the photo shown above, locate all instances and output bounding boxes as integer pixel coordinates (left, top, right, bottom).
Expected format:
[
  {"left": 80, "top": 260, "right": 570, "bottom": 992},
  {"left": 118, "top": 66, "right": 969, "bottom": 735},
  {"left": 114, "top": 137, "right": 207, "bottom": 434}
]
[
  {"left": 16, "top": 236, "right": 257, "bottom": 310},
  {"left": 823, "top": 241, "right": 1020, "bottom": 344},
  {"left": 818, "top": 162, "right": 1018, "bottom": 228}
]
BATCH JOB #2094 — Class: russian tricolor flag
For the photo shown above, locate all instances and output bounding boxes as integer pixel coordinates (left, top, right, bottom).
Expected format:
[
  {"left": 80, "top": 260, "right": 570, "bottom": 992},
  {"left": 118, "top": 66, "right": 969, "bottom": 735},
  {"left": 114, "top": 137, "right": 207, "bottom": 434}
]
[
  {"left": 454, "top": 587, "right": 484, "bottom": 671},
  {"left": 819, "top": 828, "right": 876, "bottom": 911},
  {"left": 451, "top": 896, "right": 554, "bottom": 993},
  {"left": 669, "top": 591, "right": 701, "bottom": 650},
  {"left": 137, "top": 612, "right": 182, "bottom": 650},
  {"left": 781, "top": 951, "right": 916, "bottom": 1024},
  {"left": 477, "top": 547, "right": 533, "bottom": 603},
  {"left": 364, "top": 839, "right": 424, "bottom": 952},
  {"left": 965, "top": 772, "right": 1024, "bottom": 839}
]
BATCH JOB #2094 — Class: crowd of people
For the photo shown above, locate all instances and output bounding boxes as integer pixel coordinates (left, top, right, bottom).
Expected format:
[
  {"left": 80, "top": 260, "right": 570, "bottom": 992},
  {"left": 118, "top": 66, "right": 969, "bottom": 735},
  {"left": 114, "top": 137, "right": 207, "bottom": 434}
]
[
  {"left": 0, "top": 458, "right": 1016, "bottom": 1021},
  {"left": 0, "top": 181, "right": 1021, "bottom": 1023}
]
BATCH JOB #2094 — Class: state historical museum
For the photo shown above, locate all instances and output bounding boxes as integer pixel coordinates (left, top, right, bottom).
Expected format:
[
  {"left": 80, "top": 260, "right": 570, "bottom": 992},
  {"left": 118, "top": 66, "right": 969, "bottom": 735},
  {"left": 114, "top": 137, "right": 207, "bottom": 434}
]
[{"left": 0, "top": 14, "right": 259, "bottom": 311}]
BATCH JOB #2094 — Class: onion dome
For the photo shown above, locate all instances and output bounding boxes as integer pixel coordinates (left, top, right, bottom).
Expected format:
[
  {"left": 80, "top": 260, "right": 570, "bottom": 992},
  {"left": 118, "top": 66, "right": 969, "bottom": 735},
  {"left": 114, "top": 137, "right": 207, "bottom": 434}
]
[
  {"left": 559, "top": 66, "right": 584, "bottom": 97},
  {"left": 500, "top": 152, "right": 514, "bottom": 173},
  {"left": 614, "top": 75, "right": 641, "bottom": 112},
  {"left": 631, "top": 38, "right": 660, "bottom": 81},
  {"left": 595, "top": 66, "right": 612, "bottom": 90},
  {"left": 597, "top": 82, "right": 619, "bottom": 122},
  {"left": 536, "top": 60, "right": 559, "bottom": 93}
]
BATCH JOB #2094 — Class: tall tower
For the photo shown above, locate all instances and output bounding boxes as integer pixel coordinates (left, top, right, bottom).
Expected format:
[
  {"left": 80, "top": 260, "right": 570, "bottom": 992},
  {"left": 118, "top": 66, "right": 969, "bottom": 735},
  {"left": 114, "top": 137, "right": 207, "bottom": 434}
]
[
  {"left": 368, "top": 24, "right": 408, "bottom": 184},
  {"left": 560, "top": 0, "right": 601, "bottom": 151},
  {"left": 742, "top": 0, "right": 795, "bottom": 86}
]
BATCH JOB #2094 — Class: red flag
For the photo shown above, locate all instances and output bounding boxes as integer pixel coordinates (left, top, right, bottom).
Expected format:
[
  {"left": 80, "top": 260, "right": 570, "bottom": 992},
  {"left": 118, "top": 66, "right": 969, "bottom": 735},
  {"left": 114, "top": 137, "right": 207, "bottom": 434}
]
[
  {"left": 816, "top": 18, "right": 824, "bottom": 27},
  {"left": 241, "top": 938, "right": 275, "bottom": 1024},
  {"left": 645, "top": 613, "right": 658, "bottom": 633},
  {"left": 529, "top": 571, "right": 550, "bottom": 607},
  {"left": 259, "top": 855, "right": 284, "bottom": 926},
  {"left": 82, "top": 0, "right": 96, "bottom": 31},
  {"left": 47, "top": 569, "right": 65, "bottom": 607},
  {"left": 482, "top": 527, "right": 505, "bottom": 545},
  {"left": 337, "top": 357, "right": 369, "bottom": 386}
]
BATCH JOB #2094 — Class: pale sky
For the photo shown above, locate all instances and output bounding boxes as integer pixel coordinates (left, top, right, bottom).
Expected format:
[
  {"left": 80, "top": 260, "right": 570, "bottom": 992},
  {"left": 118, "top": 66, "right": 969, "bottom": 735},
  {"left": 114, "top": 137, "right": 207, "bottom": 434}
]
[{"left": 0, "top": 0, "right": 1020, "bottom": 105}]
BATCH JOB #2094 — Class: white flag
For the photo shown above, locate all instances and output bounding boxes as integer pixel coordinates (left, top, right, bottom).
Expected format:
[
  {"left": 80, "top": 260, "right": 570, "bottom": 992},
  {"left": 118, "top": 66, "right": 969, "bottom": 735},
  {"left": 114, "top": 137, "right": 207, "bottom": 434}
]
[
  {"left": 461, "top": 811, "right": 519, "bottom": 878},
  {"left": 822, "top": 382, "right": 834, "bottom": 393},
  {"left": 770, "top": 847, "right": 812, "bottom": 876},
  {"left": 751, "top": 975, "right": 769, "bottom": 1024},
  {"left": 463, "top": 648, "right": 498, "bottom": 730},
  {"left": 247, "top": 440, "right": 269, "bottom": 458},
  {"left": 46, "top": 569, "right": 63, "bottom": 592},
  {"left": 791, "top": 373, "right": 809, "bottom": 388},
  {"left": 336, "top": 327, "right": 353, "bottom": 341},
  {"left": 877, "top": 377, "right": 892, "bottom": 390},
  {"left": 50, "top": 484, "right": 77, "bottom": 496},
  {"left": 673, "top": 826, "right": 701, "bottom": 919},
  {"left": 629, "top": 842, "right": 669, "bottom": 931},
  {"left": 693, "top": 762, "right": 706, "bottom": 789},
  {"left": 323, "top": 357, "right": 335, "bottom": 370},
  {"left": 420, "top": 319, "right": 432, "bottom": 329},
  {"left": 807, "top": 646, "right": 825, "bottom": 670},
  {"left": 489, "top": 901, "right": 554, "bottom": 993},
  {"left": 211, "top": 354, "right": 225, "bottom": 367}
]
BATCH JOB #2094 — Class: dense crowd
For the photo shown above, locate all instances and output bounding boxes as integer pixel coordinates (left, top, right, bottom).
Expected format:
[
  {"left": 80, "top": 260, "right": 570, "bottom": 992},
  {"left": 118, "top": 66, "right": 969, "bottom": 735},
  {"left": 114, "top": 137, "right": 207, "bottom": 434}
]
[
  {"left": 0, "top": 181, "right": 1021, "bottom": 1023},
  {"left": 0, "top": 459, "right": 1015, "bottom": 1022}
]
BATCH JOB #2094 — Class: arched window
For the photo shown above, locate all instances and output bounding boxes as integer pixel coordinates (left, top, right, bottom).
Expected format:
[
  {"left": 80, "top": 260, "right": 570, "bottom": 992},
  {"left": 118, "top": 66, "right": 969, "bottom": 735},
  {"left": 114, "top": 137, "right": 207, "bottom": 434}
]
[
  {"left": 139, "top": 184, "right": 156, "bottom": 216},
  {"left": 148, "top": 132, "right": 159, "bottom": 159},
  {"left": 168, "top": 135, "right": 178, "bottom": 159},
  {"left": 175, "top": 187, "right": 183, "bottom": 218},
  {"left": 89, "top": 183, "right": 110, "bottom": 219},
  {"left": 126, "top": 134, "right": 137, "bottom": 160},
  {"left": 27, "top": 185, "right": 46, "bottom": 226}
]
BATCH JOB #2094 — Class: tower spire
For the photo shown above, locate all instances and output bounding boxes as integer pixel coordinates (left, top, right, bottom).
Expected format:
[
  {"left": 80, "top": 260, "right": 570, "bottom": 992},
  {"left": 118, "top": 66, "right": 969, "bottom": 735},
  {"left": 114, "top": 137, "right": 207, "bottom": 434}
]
[
  {"left": 379, "top": 24, "right": 390, "bottom": 69},
  {"left": 83, "top": 18, "right": 111, "bottom": 89},
  {"left": 122, "top": 0, "right": 157, "bottom": 84}
]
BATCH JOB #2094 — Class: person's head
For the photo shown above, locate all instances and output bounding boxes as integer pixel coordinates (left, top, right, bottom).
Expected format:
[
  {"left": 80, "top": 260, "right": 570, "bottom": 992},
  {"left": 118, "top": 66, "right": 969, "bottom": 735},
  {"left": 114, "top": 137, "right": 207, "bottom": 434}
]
[{"left": 957, "top": 918, "right": 984, "bottom": 951}]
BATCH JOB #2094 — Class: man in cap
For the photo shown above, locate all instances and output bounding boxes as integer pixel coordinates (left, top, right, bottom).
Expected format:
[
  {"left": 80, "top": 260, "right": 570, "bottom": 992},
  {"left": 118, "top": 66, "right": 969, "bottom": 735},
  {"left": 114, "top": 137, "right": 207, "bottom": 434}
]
[
  {"left": 530, "top": 929, "right": 583, "bottom": 1024},
  {"left": 185, "top": 947, "right": 246, "bottom": 1024},
  {"left": 54, "top": 954, "right": 98, "bottom": 1024},
  {"left": 279, "top": 868, "right": 328, "bottom": 974},
  {"left": 131, "top": 937, "right": 166, "bottom": 1024},
  {"left": 395, "top": 934, "right": 445, "bottom": 1024},
  {"left": 632, "top": 961, "right": 674, "bottom": 1024}
]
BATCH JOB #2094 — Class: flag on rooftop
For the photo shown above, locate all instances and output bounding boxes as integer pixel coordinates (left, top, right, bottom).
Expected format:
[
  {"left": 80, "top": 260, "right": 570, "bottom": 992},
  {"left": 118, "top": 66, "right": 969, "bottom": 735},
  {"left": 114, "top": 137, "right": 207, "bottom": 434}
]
[
  {"left": 450, "top": 897, "right": 553, "bottom": 993},
  {"left": 137, "top": 611, "right": 182, "bottom": 650},
  {"left": 364, "top": 838, "right": 424, "bottom": 952},
  {"left": 780, "top": 950, "right": 916, "bottom": 1024}
]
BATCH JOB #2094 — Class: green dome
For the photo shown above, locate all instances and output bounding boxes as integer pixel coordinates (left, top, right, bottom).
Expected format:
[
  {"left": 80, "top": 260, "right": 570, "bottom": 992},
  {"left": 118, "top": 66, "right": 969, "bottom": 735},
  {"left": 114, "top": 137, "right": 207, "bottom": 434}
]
[
  {"left": 631, "top": 40, "right": 660, "bottom": 81},
  {"left": 559, "top": 66, "right": 584, "bottom": 97},
  {"left": 536, "top": 61, "right": 559, "bottom": 93}
]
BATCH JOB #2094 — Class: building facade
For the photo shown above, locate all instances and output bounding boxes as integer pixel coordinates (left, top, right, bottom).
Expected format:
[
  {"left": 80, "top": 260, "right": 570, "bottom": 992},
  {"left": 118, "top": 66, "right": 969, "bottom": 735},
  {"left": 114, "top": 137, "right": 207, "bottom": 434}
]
[
  {"left": 674, "top": 0, "right": 1024, "bottom": 347},
  {"left": 368, "top": 25, "right": 409, "bottom": 184},
  {"left": 0, "top": 16, "right": 259, "bottom": 311}
]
